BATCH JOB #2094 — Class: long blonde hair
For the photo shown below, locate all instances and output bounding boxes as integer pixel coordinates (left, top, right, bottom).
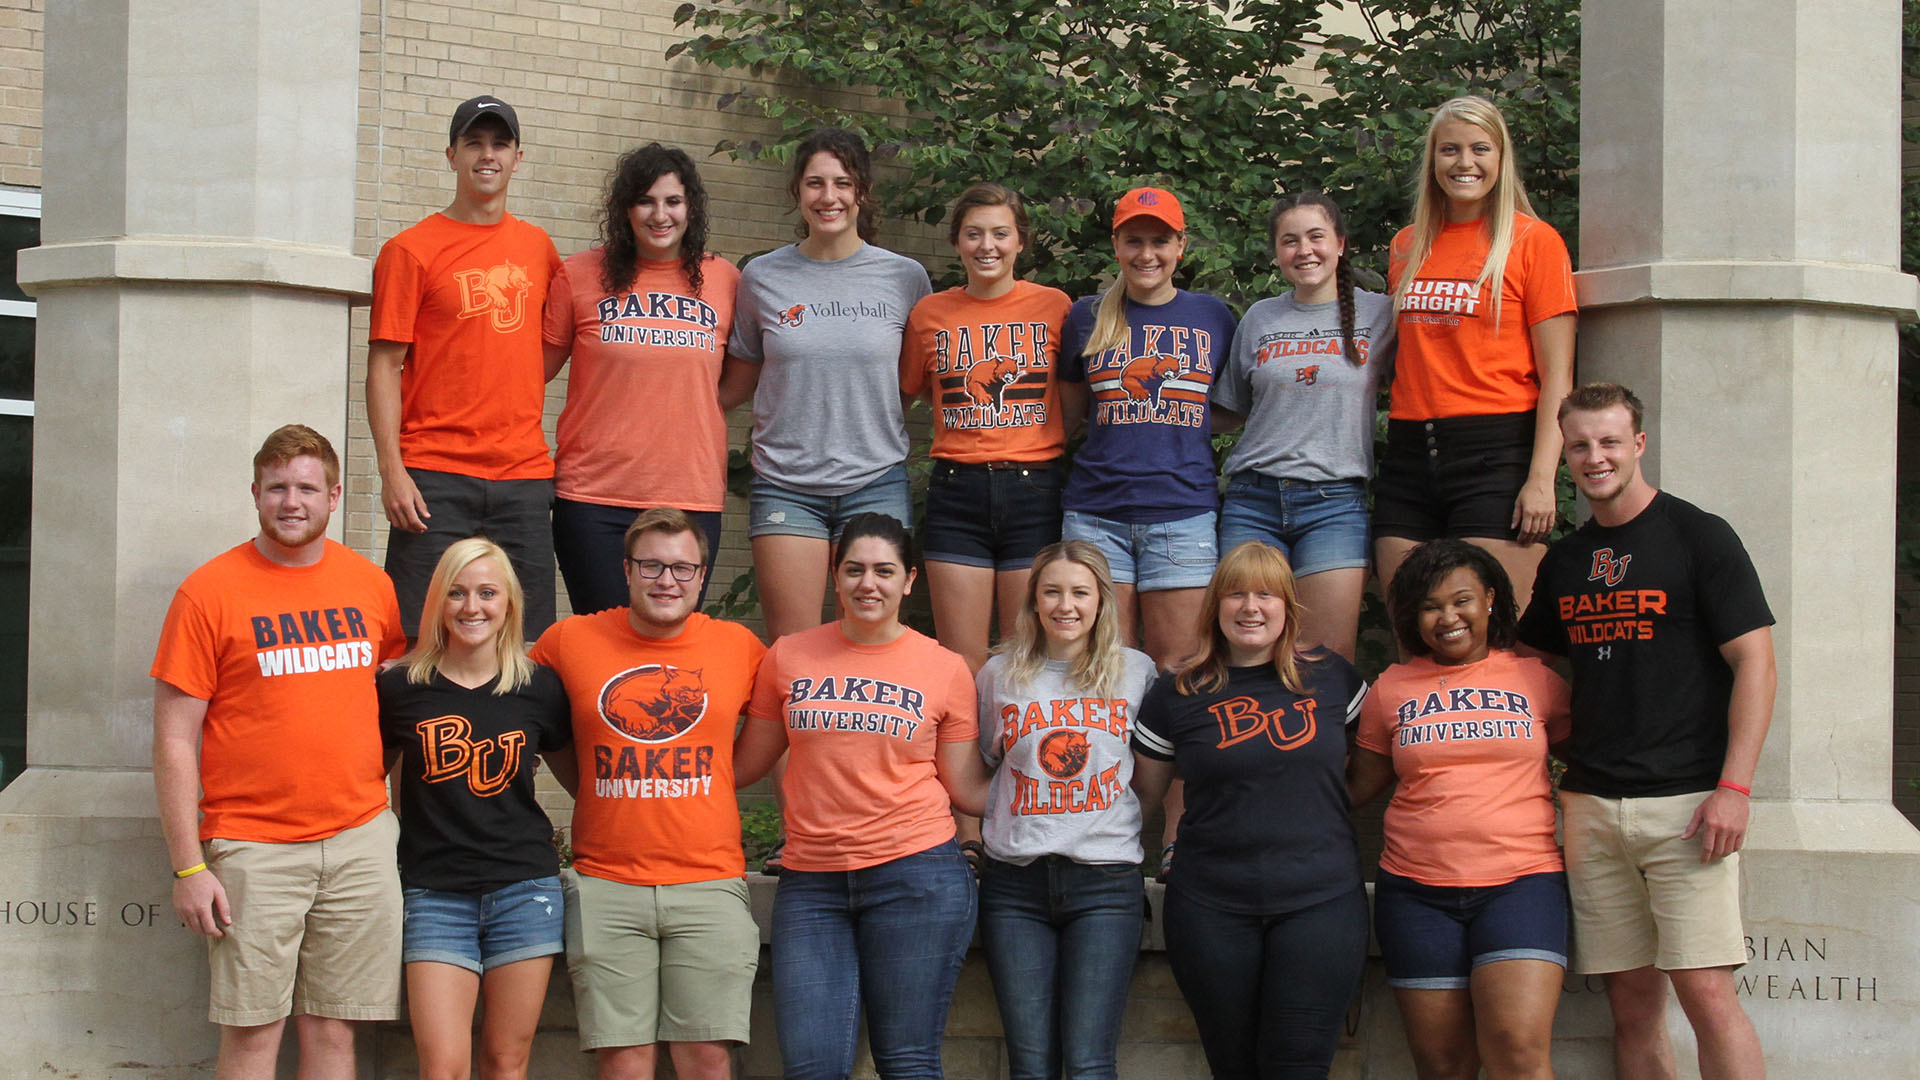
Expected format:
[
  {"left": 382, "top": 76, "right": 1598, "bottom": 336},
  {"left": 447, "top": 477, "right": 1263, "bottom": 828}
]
[
  {"left": 403, "top": 537, "right": 537, "bottom": 694},
  {"left": 996, "top": 541, "right": 1128, "bottom": 699},
  {"left": 1174, "top": 541, "right": 1312, "bottom": 696},
  {"left": 1392, "top": 95, "right": 1534, "bottom": 330}
]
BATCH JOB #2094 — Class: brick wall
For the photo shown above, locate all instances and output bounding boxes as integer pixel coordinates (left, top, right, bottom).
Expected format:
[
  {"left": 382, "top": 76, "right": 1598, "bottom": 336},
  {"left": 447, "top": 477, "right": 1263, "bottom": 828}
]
[{"left": 0, "top": 0, "right": 41, "bottom": 191}]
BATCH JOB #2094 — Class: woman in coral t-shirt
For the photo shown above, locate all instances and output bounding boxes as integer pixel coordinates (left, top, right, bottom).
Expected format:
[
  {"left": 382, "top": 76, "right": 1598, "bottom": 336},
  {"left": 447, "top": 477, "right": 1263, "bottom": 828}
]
[
  {"left": 735, "top": 513, "right": 988, "bottom": 1079},
  {"left": 1375, "top": 95, "right": 1577, "bottom": 608},
  {"left": 1349, "top": 538, "right": 1571, "bottom": 1080},
  {"left": 543, "top": 143, "right": 752, "bottom": 613}
]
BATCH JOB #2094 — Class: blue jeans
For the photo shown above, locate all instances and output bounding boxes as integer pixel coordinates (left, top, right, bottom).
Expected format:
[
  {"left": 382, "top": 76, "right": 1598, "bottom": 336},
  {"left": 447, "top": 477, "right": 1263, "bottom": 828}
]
[
  {"left": 771, "top": 840, "right": 978, "bottom": 1079},
  {"left": 1217, "top": 474, "right": 1370, "bottom": 577},
  {"left": 1060, "top": 509, "right": 1218, "bottom": 590},
  {"left": 749, "top": 463, "right": 912, "bottom": 540},
  {"left": 978, "top": 856, "right": 1144, "bottom": 1080}
]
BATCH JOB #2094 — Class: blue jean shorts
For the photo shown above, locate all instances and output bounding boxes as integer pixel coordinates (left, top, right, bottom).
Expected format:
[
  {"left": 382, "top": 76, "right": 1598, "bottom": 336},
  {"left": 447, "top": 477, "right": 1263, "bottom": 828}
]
[
  {"left": 921, "top": 459, "right": 1064, "bottom": 570},
  {"left": 1218, "top": 474, "right": 1370, "bottom": 577},
  {"left": 749, "top": 464, "right": 911, "bottom": 540},
  {"left": 401, "top": 875, "right": 565, "bottom": 974},
  {"left": 1372, "top": 868, "right": 1569, "bottom": 990},
  {"left": 1061, "top": 509, "right": 1217, "bottom": 590}
]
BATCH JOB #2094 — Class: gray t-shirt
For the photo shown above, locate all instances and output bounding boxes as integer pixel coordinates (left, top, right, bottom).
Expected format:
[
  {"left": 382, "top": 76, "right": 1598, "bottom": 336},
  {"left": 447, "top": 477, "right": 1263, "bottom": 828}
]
[
  {"left": 976, "top": 648, "right": 1158, "bottom": 865},
  {"left": 729, "top": 243, "right": 933, "bottom": 494},
  {"left": 1213, "top": 289, "right": 1396, "bottom": 482}
]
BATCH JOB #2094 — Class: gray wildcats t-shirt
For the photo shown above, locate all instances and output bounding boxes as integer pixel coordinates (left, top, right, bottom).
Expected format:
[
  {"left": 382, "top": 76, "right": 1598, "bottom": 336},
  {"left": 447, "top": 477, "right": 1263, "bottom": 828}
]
[
  {"left": 977, "top": 648, "right": 1158, "bottom": 865},
  {"left": 729, "top": 243, "right": 933, "bottom": 494},
  {"left": 1213, "top": 289, "right": 1396, "bottom": 482}
]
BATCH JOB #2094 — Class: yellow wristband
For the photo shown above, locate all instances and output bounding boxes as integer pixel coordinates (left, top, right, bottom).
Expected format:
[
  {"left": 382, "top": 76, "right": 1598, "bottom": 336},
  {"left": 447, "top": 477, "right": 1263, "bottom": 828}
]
[{"left": 173, "top": 862, "right": 207, "bottom": 879}]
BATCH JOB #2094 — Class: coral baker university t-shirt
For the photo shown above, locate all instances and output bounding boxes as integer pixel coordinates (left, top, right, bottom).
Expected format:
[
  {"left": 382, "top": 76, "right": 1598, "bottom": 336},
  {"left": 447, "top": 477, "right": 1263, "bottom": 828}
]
[{"left": 150, "top": 540, "right": 406, "bottom": 844}]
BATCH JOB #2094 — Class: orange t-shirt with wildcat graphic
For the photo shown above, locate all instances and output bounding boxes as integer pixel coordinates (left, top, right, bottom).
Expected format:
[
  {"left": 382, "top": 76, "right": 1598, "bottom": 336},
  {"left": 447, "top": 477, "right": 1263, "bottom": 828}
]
[{"left": 530, "top": 609, "right": 766, "bottom": 885}]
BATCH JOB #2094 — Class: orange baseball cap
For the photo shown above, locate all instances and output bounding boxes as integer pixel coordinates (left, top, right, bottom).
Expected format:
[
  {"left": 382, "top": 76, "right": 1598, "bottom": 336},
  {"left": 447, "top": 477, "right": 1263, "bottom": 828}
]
[{"left": 1112, "top": 187, "right": 1185, "bottom": 232}]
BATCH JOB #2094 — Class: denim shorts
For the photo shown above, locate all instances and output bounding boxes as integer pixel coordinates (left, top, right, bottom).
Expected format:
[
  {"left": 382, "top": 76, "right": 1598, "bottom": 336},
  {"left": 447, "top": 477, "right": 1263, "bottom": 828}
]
[
  {"left": 749, "top": 463, "right": 911, "bottom": 540},
  {"left": 1061, "top": 509, "right": 1217, "bottom": 590},
  {"left": 1373, "top": 412, "right": 1534, "bottom": 542},
  {"left": 921, "top": 459, "right": 1064, "bottom": 570},
  {"left": 1372, "top": 868, "right": 1569, "bottom": 989},
  {"left": 401, "top": 875, "right": 564, "bottom": 974},
  {"left": 1218, "top": 474, "right": 1370, "bottom": 577}
]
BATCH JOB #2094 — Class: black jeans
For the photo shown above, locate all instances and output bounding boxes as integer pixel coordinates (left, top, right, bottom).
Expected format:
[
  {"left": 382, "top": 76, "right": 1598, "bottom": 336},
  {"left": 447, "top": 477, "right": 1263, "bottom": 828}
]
[{"left": 1161, "top": 884, "right": 1369, "bottom": 1079}]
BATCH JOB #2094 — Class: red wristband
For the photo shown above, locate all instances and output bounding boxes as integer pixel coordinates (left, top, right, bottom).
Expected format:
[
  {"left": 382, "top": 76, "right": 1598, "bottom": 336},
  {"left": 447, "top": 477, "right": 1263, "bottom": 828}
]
[{"left": 1717, "top": 780, "right": 1752, "bottom": 797}]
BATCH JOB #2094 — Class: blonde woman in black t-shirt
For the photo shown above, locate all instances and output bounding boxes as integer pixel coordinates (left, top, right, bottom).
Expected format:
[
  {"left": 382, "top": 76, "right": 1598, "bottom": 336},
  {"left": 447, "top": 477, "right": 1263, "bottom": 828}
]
[{"left": 378, "top": 537, "right": 572, "bottom": 1080}]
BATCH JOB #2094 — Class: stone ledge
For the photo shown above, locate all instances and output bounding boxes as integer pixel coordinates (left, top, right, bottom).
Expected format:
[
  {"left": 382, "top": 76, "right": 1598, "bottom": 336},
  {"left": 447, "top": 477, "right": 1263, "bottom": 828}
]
[
  {"left": 17, "top": 237, "right": 371, "bottom": 299},
  {"left": 1574, "top": 260, "right": 1919, "bottom": 319}
]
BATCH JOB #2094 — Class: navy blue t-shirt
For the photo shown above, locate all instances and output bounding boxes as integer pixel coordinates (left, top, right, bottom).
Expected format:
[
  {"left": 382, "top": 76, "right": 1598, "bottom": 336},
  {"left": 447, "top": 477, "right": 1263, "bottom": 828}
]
[
  {"left": 1060, "top": 289, "right": 1237, "bottom": 522},
  {"left": 1133, "top": 656, "right": 1367, "bottom": 915}
]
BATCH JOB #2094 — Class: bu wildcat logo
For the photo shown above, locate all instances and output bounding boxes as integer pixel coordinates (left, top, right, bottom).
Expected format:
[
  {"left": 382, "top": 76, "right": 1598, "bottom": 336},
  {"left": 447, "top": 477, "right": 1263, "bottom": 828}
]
[
  {"left": 1588, "top": 548, "right": 1632, "bottom": 587},
  {"left": 1294, "top": 365, "right": 1320, "bottom": 386},
  {"left": 453, "top": 261, "right": 533, "bottom": 332},
  {"left": 1037, "top": 730, "right": 1091, "bottom": 779},
  {"left": 599, "top": 665, "right": 708, "bottom": 743},
  {"left": 965, "top": 355, "right": 1020, "bottom": 408},
  {"left": 1119, "top": 352, "right": 1186, "bottom": 406},
  {"left": 777, "top": 303, "right": 806, "bottom": 327}
]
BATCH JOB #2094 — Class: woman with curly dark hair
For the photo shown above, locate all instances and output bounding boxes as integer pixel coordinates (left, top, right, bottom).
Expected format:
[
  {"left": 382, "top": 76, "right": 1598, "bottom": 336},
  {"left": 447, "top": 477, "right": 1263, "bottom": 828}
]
[
  {"left": 1348, "top": 538, "right": 1571, "bottom": 1080},
  {"left": 543, "top": 142, "right": 752, "bottom": 612}
]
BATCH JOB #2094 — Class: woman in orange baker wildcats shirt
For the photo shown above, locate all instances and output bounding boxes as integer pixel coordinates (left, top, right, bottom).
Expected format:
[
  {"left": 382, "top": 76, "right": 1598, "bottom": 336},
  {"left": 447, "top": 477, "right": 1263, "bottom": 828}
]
[{"left": 1374, "top": 95, "right": 1578, "bottom": 612}]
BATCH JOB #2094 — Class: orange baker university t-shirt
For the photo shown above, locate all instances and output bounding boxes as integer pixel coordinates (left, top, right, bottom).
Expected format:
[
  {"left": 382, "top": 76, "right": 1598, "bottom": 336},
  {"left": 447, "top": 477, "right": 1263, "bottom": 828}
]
[
  {"left": 150, "top": 540, "right": 406, "bottom": 844},
  {"left": 530, "top": 609, "right": 766, "bottom": 885},
  {"left": 747, "top": 623, "right": 978, "bottom": 871},
  {"left": 1387, "top": 213, "right": 1576, "bottom": 420},
  {"left": 899, "top": 280, "right": 1071, "bottom": 463},
  {"left": 370, "top": 212, "right": 562, "bottom": 480},
  {"left": 1355, "top": 650, "right": 1571, "bottom": 887}
]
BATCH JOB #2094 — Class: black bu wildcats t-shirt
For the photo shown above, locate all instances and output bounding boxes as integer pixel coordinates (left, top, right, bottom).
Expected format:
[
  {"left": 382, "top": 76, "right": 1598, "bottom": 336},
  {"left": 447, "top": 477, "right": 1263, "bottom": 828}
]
[{"left": 1518, "top": 492, "right": 1773, "bottom": 798}]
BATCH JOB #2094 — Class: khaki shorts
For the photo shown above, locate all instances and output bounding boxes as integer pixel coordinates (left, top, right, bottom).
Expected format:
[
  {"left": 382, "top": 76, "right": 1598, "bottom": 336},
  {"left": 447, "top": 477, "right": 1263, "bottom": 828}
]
[
  {"left": 1560, "top": 791, "right": 1745, "bottom": 974},
  {"left": 203, "top": 811, "right": 403, "bottom": 1026},
  {"left": 563, "top": 870, "right": 759, "bottom": 1049}
]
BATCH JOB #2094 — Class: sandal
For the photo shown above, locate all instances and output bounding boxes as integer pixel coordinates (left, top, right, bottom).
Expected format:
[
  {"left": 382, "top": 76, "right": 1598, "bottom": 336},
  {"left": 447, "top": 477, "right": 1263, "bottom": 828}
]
[{"left": 1156, "top": 840, "right": 1175, "bottom": 881}]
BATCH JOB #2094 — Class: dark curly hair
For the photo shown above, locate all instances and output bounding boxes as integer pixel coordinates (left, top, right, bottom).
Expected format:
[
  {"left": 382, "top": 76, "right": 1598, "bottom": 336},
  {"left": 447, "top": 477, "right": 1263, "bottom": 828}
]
[
  {"left": 599, "top": 143, "right": 710, "bottom": 296},
  {"left": 788, "top": 127, "right": 878, "bottom": 242},
  {"left": 1387, "top": 538, "right": 1519, "bottom": 658}
]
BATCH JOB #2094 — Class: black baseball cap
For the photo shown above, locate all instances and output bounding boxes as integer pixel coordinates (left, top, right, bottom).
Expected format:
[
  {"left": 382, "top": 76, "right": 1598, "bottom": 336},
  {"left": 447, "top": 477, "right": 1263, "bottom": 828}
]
[{"left": 448, "top": 95, "right": 521, "bottom": 144}]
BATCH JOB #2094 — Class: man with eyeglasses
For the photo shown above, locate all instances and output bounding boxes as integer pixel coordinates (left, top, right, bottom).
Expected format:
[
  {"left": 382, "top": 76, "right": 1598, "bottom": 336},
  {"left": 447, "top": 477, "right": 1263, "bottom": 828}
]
[{"left": 529, "top": 507, "right": 766, "bottom": 1080}]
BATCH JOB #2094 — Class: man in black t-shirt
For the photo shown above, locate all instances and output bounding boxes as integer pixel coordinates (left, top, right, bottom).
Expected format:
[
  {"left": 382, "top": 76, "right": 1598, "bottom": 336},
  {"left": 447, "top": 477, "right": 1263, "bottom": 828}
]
[{"left": 1518, "top": 383, "right": 1775, "bottom": 1080}]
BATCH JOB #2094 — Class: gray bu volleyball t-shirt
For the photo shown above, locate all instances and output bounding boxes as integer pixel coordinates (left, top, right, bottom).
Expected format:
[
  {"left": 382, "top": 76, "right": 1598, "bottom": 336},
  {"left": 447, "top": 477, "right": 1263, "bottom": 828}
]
[{"left": 729, "top": 243, "right": 932, "bottom": 494}]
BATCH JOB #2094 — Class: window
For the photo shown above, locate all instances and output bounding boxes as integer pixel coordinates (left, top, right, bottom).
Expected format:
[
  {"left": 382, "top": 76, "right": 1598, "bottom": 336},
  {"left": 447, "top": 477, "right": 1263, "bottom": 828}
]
[{"left": 0, "top": 187, "right": 39, "bottom": 790}]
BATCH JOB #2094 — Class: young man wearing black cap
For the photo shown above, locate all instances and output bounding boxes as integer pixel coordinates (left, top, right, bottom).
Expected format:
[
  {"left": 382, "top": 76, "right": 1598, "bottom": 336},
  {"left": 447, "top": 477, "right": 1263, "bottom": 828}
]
[{"left": 368, "top": 95, "right": 562, "bottom": 640}]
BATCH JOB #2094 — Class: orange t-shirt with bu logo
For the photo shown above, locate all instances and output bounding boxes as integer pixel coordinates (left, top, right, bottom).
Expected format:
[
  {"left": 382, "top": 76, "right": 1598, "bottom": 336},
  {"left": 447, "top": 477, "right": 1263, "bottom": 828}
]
[
  {"left": 529, "top": 609, "right": 766, "bottom": 886},
  {"left": 1387, "top": 213, "right": 1576, "bottom": 420},
  {"left": 370, "top": 212, "right": 561, "bottom": 480},
  {"left": 746, "top": 624, "right": 978, "bottom": 872},
  {"left": 899, "top": 280, "right": 1071, "bottom": 463},
  {"left": 149, "top": 540, "right": 407, "bottom": 844}
]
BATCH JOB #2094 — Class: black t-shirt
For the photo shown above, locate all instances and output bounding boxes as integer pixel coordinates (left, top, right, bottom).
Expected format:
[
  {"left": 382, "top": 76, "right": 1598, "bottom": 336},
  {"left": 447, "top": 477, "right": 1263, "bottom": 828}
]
[
  {"left": 1132, "top": 656, "right": 1366, "bottom": 915},
  {"left": 378, "top": 664, "right": 572, "bottom": 892},
  {"left": 1518, "top": 491, "right": 1773, "bottom": 798}
]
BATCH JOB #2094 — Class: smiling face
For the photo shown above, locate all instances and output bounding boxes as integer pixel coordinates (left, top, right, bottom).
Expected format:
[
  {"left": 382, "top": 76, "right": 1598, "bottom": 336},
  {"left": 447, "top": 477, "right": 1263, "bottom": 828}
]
[
  {"left": 798, "top": 150, "right": 860, "bottom": 242},
  {"left": 1113, "top": 222, "right": 1185, "bottom": 304},
  {"left": 445, "top": 118, "right": 522, "bottom": 202},
  {"left": 1033, "top": 558, "right": 1100, "bottom": 659},
  {"left": 1217, "top": 585, "right": 1288, "bottom": 667},
  {"left": 955, "top": 203, "right": 1023, "bottom": 297},
  {"left": 624, "top": 528, "right": 705, "bottom": 636},
  {"left": 442, "top": 555, "right": 511, "bottom": 655},
  {"left": 1417, "top": 565, "right": 1494, "bottom": 666},
  {"left": 1431, "top": 118, "right": 1501, "bottom": 220},
  {"left": 628, "top": 172, "right": 689, "bottom": 262},
  {"left": 835, "top": 536, "right": 915, "bottom": 633},
  {"left": 1561, "top": 403, "right": 1649, "bottom": 513},
  {"left": 252, "top": 454, "right": 338, "bottom": 555},
  {"left": 1273, "top": 204, "right": 1345, "bottom": 298}
]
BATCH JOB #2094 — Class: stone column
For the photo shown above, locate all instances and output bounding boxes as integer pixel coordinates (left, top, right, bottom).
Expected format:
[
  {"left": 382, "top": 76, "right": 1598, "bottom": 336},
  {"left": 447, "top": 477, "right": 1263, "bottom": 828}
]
[
  {"left": 0, "top": 1, "right": 366, "bottom": 1071},
  {"left": 1575, "top": 1, "right": 1919, "bottom": 1075}
]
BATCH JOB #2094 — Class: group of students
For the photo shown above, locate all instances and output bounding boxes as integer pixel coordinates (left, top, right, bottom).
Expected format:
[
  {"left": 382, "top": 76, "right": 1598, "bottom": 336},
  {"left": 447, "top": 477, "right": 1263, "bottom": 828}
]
[{"left": 149, "top": 87, "right": 1776, "bottom": 1080}]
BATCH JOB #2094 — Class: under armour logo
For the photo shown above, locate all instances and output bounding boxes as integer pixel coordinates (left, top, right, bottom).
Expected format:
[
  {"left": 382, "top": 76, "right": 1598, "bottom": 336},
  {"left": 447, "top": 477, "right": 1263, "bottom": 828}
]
[{"left": 1596, "top": 646, "right": 1612, "bottom": 660}]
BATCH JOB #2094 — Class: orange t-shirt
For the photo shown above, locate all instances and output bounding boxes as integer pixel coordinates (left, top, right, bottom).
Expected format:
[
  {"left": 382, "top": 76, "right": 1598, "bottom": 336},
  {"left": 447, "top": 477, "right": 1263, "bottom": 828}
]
[
  {"left": 529, "top": 609, "right": 765, "bottom": 885},
  {"left": 149, "top": 540, "right": 406, "bottom": 844},
  {"left": 899, "top": 280, "right": 1070, "bottom": 463},
  {"left": 1387, "top": 213, "right": 1576, "bottom": 420},
  {"left": 746, "top": 624, "right": 978, "bottom": 871},
  {"left": 369, "top": 212, "right": 562, "bottom": 480},
  {"left": 543, "top": 250, "right": 741, "bottom": 511},
  {"left": 1355, "top": 651, "right": 1571, "bottom": 887}
]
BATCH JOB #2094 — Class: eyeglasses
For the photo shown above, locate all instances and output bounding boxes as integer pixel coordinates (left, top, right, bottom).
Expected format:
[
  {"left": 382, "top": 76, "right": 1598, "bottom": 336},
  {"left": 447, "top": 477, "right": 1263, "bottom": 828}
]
[{"left": 626, "top": 557, "right": 703, "bottom": 582}]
